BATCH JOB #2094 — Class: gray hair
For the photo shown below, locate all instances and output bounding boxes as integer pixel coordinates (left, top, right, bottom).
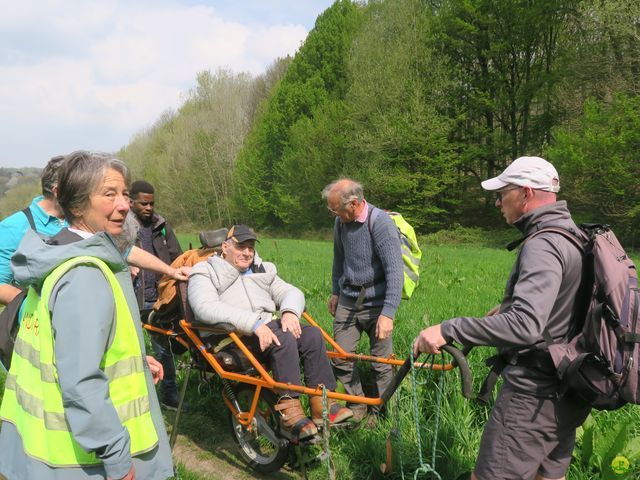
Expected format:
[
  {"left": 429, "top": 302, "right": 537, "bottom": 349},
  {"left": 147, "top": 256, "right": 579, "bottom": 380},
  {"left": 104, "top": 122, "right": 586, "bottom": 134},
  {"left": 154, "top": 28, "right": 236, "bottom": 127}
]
[
  {"left": 57, "top": 150, "right": 131, "bottom": 224},
  {"left": 321, "top": 178, "right": 364, "bottom": 204},
  {"left": 112, "top": 211, "right": 140, "bottom": 253},
  {"left": 41, "top": 155, "right": 66, "bottom": 198}
]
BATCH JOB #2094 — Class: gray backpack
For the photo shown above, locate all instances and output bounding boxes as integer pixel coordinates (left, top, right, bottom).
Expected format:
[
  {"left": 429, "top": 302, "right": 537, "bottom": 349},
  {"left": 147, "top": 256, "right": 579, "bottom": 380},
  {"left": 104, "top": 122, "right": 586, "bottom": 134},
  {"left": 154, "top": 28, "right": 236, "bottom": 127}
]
[{"left": 539, "top": 225, "right": 639, "bottom": 410}]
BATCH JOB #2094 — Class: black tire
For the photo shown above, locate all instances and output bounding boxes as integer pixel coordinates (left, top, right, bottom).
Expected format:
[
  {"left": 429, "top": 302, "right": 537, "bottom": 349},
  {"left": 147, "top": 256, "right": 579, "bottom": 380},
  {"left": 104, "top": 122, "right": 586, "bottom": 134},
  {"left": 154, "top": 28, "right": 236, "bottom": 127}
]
[{"left": 228, "top": 386, "right": 290, "bottom": 474}]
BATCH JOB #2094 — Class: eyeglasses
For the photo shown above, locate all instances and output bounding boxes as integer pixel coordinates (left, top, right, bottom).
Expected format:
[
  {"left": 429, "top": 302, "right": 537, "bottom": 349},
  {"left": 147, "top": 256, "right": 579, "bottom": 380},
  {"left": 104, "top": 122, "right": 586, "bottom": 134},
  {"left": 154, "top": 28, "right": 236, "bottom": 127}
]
[
  {"left": 495, "top": 186, "right": 521, "bottom": 201},
  {"left": 327, "top": 196, "right": 359, "bottom": 215}
]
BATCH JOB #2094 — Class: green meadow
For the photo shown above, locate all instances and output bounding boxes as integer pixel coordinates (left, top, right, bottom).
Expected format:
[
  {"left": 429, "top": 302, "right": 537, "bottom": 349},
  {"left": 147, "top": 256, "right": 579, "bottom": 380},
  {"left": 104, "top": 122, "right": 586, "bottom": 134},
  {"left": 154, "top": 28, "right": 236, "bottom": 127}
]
[{"left": 1, "top": 237, "right": 639, "bottom": 479}]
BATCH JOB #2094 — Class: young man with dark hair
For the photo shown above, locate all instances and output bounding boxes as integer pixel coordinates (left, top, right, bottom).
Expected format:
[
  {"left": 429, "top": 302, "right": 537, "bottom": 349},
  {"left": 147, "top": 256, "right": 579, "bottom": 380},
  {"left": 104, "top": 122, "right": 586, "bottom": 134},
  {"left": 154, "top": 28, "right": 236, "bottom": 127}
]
[{"left": 130, "top": 180, "right": 184, "bottom": 409}]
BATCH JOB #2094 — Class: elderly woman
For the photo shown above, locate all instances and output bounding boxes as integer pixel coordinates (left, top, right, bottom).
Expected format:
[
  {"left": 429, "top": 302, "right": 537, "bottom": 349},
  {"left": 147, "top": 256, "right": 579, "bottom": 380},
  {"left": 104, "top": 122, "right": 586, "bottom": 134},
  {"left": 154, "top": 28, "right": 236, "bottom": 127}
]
[
  {"left": 188, "top": 225, "right": 353, "bottom": 441},
  {"left": 0, "top": 151, "right": 173, "bottom": 480}
]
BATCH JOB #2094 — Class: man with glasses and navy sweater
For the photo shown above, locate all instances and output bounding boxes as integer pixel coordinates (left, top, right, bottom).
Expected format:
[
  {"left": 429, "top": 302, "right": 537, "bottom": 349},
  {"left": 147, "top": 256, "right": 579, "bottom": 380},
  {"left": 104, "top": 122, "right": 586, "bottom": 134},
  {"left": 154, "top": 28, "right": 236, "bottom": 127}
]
[{"left": 322, "top": 178, "right": 403, "bottom": 423}]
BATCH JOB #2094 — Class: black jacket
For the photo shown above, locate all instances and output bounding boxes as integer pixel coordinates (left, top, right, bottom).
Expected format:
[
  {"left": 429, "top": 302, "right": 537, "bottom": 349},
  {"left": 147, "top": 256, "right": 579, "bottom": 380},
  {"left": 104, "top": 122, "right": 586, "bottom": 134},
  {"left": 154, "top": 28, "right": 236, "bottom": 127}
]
[{"left": 135, "top": 213, "right": 182, "bottom": 307}]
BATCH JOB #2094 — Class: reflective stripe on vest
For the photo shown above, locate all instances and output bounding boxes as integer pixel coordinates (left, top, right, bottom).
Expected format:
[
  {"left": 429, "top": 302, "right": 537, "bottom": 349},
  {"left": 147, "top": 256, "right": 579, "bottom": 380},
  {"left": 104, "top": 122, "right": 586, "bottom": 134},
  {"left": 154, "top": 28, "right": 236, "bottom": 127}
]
[{"left": 0, "top": 256, "right": 158, "bottom": 467}]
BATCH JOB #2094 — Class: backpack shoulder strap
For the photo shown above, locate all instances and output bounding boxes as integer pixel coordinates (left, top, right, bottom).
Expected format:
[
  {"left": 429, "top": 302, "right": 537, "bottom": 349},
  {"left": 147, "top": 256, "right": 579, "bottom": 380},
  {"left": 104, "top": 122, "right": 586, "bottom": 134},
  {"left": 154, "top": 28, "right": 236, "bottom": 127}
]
[
  {"left": 22, "top": 207, "right": 36, "bottom": 232},
  {"left": 507, "top": 226, "right": 585, "bottom": 253},
  {"left": 529, "top": 226, "right": 592, "bottom": 346},
  {"left": 529, "top": 227, "right": 585, "bottom": 253},
  {"left": 367, "top": 206, "right": 381, "bottom": 235}
]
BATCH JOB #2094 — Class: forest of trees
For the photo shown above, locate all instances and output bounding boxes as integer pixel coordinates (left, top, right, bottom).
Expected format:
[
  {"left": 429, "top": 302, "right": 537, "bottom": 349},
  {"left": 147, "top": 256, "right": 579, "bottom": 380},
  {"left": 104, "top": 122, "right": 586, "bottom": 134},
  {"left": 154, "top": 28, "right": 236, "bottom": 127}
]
[{"left": 119, "top": 0, "right": 640, "bottom": 245}]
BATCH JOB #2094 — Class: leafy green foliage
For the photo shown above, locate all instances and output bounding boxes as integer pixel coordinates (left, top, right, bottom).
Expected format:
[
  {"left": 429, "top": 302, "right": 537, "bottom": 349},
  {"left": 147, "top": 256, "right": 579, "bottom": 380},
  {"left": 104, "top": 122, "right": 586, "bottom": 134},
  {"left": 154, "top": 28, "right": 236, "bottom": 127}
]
[
  {"left": 546, "top": 94, "right": 640, "bottom": 246},
  {"left": 120, "top": 65, "right": 288, "bottom": 230},
  {"left": 233, "top": 0, "right": 361, "bottom": 229},
  {"left": 104, "top": 0, "right": 640, "bottom": 245},
  {"left": 429, "top": 0, "right": 582, "bottom": 224},
  {"left": 575, "top": 415, "right": 640, "bottom": 479},
  {"left": 343, "top": 0, "right": 458, "bottom": 231}
]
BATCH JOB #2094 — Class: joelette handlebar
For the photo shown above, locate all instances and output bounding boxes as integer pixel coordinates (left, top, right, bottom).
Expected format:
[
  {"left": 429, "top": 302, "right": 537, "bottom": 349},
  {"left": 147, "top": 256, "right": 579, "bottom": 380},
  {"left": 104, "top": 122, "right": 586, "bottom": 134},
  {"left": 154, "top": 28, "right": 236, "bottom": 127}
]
[{"left": 380, "top": 344, "right": 473, "bottom": 407}]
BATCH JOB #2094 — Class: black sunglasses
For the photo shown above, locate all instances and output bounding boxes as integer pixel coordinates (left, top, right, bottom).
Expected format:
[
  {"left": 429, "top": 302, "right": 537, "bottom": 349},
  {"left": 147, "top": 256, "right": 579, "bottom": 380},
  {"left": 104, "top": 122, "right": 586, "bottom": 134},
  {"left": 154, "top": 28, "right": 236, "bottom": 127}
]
[{"left": 495, "top": 186, "right": 521, "bottom": 201}]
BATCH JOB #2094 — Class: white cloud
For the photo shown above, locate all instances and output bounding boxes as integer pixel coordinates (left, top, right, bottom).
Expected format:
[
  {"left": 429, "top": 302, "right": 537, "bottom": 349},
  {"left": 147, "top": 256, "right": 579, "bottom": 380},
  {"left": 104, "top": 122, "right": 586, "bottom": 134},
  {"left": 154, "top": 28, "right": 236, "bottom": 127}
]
[{"left": 0, "top": 0, "right": 329, "bottom": 167}]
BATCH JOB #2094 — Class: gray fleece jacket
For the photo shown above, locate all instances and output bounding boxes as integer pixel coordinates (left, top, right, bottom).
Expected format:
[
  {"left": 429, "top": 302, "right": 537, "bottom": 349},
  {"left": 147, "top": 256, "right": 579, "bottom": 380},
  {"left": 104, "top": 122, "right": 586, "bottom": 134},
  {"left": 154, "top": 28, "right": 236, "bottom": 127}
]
[
  {"left": 441, "top": 201, "right": 583, "bottom": 396},
  {"left": 0, "top": 229, "right": 173, "bottom": 480},
  {"left": 188, "top": 254, "right": 305, "bottom": 334}
]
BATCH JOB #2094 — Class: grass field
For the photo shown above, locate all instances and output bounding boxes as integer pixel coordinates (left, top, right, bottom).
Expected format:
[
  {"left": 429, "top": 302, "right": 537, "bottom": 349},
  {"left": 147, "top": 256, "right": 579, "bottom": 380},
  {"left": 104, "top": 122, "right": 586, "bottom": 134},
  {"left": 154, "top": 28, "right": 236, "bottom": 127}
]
[{"left": 1, "top": 236, "right": 639, "bottom": 479}]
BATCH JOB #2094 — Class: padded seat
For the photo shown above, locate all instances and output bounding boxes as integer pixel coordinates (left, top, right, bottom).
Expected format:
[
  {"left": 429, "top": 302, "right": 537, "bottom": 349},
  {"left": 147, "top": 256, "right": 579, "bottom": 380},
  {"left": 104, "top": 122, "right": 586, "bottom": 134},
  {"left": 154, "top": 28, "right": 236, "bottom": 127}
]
[
  {"left": 184, "top": 323, "right": 267, "bottom": 375},
  {"left": 212, "top": 348, "right": 261, "bottom": 373}
]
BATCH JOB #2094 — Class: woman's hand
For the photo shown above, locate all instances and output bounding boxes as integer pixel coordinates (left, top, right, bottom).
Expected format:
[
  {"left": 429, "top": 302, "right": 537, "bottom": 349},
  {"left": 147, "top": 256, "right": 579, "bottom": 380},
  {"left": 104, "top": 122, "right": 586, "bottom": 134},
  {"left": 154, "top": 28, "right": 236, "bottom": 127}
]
[
  {"left": 108, "top": 464, "right": 135, "bottom": 480},
  {"left": 146, "top": 356, "right": 164, "bottom": 385},
  {"left": 129, "top": 266, "right": 140, "bottom": 279},
  {"left": 169, "top": 266, "right": 191, "bottom": 281}
]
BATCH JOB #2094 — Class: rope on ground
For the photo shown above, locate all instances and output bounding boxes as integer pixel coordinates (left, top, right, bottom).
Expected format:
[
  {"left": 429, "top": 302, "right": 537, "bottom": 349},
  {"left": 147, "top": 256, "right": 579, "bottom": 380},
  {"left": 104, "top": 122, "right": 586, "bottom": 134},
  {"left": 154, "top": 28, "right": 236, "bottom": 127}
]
[
  {"left": 407, "top": 349, "right": 445, "bottom": 480},
  {"left": 320, "top": 384, "right": 336, "bottom": 480}
]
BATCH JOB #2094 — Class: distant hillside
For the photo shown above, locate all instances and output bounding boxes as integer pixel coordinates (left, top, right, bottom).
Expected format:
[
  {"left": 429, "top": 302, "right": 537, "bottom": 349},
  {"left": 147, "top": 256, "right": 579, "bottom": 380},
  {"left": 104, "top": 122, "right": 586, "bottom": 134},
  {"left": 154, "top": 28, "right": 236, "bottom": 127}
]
[
  {"left": 0, "top": 168, "right": 41, "bottom": 197},
  {"left": 0, "top": 168, "right": 42, "bottom": 219}
]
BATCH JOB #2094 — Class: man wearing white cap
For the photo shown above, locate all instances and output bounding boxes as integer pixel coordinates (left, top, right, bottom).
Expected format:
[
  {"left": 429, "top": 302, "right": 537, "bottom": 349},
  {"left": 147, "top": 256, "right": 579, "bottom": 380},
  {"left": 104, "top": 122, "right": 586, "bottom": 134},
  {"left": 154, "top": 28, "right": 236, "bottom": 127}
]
[{"left": 414, "top": 156, "right": 591, "bottom": 480}]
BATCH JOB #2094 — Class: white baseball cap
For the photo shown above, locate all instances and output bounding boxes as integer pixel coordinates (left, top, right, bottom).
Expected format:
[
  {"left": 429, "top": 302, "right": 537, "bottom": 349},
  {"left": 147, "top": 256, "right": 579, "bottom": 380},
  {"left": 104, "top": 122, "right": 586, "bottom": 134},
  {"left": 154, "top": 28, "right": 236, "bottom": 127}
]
[{"left": 481, "top": 156, "right": 560, "bottom": 192}]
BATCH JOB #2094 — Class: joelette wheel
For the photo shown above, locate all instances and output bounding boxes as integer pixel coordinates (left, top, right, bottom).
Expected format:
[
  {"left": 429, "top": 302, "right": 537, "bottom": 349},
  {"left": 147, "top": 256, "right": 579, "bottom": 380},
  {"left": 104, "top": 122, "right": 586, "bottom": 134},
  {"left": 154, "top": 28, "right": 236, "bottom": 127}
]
[{"left": 228, "top": 386, "right": 290, "bottom": 474}]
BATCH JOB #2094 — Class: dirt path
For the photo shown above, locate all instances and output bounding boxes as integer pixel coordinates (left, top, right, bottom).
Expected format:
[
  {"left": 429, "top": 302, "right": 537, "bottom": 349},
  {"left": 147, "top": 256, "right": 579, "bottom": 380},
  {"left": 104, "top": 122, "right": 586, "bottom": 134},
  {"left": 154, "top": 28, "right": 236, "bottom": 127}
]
[{"left": 172, "top": 432, "right": 301, "bottom": 480}]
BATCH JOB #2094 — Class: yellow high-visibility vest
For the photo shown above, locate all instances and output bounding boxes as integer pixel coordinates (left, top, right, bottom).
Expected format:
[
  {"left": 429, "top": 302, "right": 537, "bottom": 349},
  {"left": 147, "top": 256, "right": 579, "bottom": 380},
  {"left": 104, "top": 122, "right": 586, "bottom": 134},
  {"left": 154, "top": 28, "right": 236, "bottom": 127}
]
[
  {"left": 388, "top": 212, "right": 422, "bottom": 299},
  {"left": 0, "top": 256, "right": 158, "bottom": 467},
  {"left": 370, "top": 209, "right": 422, "bottom": 299}
]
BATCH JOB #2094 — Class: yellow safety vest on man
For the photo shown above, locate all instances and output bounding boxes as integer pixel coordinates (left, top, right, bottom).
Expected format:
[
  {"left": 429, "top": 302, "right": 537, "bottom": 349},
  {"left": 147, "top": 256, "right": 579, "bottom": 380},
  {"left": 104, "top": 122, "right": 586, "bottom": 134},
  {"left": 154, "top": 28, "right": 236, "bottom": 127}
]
[{"left": 0, "top": 256, "right": 158, "bottom": 467}]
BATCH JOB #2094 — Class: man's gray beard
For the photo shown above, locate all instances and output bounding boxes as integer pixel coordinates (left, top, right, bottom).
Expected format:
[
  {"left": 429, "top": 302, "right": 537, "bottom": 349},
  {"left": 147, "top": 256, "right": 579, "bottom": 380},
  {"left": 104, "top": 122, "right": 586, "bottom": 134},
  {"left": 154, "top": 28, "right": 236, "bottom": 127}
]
[{"left": 112, "top": 211, "right": 140, "bottom": 253}]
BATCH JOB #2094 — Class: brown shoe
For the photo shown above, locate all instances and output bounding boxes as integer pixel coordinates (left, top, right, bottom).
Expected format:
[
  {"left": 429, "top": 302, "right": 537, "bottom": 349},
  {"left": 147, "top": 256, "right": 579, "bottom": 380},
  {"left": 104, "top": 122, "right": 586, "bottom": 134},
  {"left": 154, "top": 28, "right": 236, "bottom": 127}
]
[
  {"left": 310, "top": 396, "right": 354, "bottom": 426},
  {"left": 274, "top": 396, "right": 318, "bottom": 440}
]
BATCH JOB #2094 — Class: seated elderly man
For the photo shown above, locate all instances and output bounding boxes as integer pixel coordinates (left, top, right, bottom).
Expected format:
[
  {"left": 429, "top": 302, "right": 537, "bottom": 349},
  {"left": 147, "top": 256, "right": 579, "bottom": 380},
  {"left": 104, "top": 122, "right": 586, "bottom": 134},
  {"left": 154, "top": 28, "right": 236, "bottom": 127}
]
[{"left": 188, "top": 225, "right": 352, "bottom": 440}]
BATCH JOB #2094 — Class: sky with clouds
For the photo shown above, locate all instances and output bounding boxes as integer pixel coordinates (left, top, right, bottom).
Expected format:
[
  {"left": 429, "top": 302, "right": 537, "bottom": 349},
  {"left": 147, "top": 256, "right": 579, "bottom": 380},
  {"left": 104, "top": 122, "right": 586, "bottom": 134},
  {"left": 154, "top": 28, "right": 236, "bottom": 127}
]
[{"left": 0, "top": 0, "right": 335, "bottom": 168}]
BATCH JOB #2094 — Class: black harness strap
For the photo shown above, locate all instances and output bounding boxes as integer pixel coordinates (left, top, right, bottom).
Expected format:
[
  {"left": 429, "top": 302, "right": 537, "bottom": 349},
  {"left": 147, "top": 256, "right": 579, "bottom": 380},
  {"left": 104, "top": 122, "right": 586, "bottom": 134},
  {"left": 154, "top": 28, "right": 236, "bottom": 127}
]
[{"left": 22, "top": 207, "right": 36, "bottom": 231}]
